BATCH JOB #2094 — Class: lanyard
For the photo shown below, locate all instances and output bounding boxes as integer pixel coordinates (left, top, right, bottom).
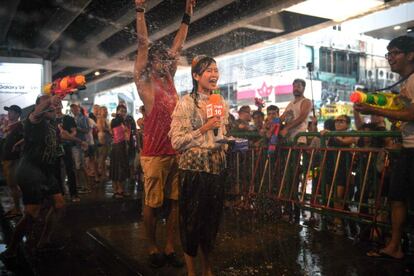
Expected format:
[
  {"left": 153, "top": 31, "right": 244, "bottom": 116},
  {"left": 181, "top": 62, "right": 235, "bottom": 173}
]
[{"left": 375, "top": 70, "right": 414, "bottom": 92}]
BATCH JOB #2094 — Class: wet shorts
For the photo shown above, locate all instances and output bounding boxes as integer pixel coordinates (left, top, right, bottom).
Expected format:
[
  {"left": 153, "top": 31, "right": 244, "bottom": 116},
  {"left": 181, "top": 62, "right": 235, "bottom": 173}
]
[
  {"left": 15, "top": 159, "right": 62, "bottom": 205},
  {"left": 389, "top": 148, "right": 414, "bottom": 202},
  {"left": 141, "top": 155, "right": 179, "bottom": 208}
]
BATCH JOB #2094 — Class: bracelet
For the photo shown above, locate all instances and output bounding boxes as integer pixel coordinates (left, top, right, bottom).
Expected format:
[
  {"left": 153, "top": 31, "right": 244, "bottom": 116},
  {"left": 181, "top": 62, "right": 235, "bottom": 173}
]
[
  {"left": 181, "top": 13, "right": 191, "bottom": 25},
  {"left": 135, "top": 6, "right": 145, "bottom": 13}
]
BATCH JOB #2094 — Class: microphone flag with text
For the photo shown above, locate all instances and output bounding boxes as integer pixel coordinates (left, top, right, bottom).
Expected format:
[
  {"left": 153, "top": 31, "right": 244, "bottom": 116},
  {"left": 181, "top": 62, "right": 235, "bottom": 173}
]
[{"left": 206, "top": 89, "right": 223, "bottom": 136}]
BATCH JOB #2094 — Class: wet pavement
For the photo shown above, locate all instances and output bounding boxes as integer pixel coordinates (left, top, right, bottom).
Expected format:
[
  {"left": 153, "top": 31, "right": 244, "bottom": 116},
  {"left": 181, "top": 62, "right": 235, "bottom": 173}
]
[
  {"left": 0, "top": 180, "right": 141, "bottom": 276},
  {"left": 89, "top": 210, "right": 413, "bottom": 276},
  {"left": 0, "top": 180, "right": 412, "bottom": 275}
]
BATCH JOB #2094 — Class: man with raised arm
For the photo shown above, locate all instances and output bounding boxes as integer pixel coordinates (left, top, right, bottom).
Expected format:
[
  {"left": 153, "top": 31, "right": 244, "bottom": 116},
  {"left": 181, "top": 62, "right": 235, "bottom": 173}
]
[
  {"left": 133, "top": 0, "right": 195, "bottom": 268},
  {"left": 0, "top": 95, "right": 65, "bottom": 262}
]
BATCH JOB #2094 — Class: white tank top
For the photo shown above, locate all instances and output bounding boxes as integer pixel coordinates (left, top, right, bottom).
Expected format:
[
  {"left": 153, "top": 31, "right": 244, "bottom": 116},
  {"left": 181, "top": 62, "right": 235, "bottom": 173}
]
[{"left": 284, "top": 97, "right": 310, "bottom": 143}]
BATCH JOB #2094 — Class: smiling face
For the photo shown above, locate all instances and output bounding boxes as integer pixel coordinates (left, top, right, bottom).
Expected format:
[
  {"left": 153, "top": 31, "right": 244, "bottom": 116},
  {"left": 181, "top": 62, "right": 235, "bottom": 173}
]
[
  {"left": 193, "top": 62, "right": 219, "bottom": 93},
  {"left": 386, "top": 47, "right": 408, "bottom": 74}
]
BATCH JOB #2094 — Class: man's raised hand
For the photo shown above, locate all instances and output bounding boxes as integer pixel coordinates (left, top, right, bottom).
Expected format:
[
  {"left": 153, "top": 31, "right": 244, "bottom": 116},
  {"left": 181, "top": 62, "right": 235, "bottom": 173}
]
[{"left": 186, "top": 0, "right": 196, "bottom": 15}]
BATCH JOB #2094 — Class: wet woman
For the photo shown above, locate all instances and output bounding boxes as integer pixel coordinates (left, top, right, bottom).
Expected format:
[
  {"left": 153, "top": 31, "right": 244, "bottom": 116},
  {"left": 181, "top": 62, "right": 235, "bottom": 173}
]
[
  {"left": 169, "top": 56, "right": 229, "bottom": 276},
  {"left": 109, "top": 104, "right": 129, "bottom": 198}
]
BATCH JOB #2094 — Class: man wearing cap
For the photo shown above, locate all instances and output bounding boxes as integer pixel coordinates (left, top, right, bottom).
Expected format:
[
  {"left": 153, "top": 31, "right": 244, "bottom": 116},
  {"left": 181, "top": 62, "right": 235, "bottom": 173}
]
[
  {"left": 2, "top": 105, "right": 23, "bottom": 218},
  {"left": 355, "top": 35, "right": 414, "bottom": 260}
]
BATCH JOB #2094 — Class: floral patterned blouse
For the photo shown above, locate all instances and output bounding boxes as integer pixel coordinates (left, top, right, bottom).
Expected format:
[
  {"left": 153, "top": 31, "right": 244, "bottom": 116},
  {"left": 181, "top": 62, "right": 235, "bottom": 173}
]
[{"left": 169, "top": 93, "right": 229, "bottom": 175}]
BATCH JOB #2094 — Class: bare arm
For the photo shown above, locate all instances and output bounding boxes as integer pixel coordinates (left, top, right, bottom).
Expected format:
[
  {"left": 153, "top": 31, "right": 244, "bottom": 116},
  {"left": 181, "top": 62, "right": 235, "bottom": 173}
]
[
  {"left": 134, "top": 0, "right": 149, "bottom": 82},
  {"left": 168, "top": 0, "right": 196, "bottom": 76},
  {"left": 133, "top": 0, "right": 154, "bottom": 114},
  {"left": 282, "top": 99, "right": 312, "bottom": 134},
  {"left": 29, "top": 95, "right": 61, "bottom": 124},
  {"left": 354, "top": 102, "right": 414, "bottom": 122},
  {"left": 353, "top": 108, "right": 363, "bottom": 130}
]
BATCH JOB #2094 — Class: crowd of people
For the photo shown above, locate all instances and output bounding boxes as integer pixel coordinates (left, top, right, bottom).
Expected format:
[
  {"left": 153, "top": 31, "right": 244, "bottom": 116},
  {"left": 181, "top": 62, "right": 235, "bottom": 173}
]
[{"left": 0, "top": 0, "right": 413, "bottom": 273}]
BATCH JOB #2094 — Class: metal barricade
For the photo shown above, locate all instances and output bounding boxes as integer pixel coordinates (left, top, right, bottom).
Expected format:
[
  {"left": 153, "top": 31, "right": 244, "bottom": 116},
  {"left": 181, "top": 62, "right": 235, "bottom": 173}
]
[{"left": 227, "top": 130, "right": 402, "bottom": 228}]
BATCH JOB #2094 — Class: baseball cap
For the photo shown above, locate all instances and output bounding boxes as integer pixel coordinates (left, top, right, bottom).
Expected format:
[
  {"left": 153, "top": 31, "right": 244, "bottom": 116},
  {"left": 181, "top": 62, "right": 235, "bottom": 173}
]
[{"left": 4, "top": 105, "right": 22, "bottom": 115}]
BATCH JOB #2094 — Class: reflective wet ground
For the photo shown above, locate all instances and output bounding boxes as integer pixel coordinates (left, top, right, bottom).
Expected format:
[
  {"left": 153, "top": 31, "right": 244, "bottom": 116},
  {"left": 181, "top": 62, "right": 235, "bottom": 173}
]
[
  {"left": 0, "top": 181, "right": 412, "bottom": 275},
  {"left": 90, "top": 210, "right": 413, "bottom": 276}
]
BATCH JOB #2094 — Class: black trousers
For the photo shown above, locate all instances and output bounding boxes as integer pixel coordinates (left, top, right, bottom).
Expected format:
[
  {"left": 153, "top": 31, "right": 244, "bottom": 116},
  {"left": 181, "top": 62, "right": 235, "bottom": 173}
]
[{"left": 62, "top": 145, "right": 77, "bottom": 197}]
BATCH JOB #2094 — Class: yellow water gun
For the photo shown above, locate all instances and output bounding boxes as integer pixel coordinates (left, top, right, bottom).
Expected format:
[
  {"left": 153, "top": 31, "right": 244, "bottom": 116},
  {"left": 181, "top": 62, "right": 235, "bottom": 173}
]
[{"left": 350, "top": 90, "right": 404, "bottom": 111}]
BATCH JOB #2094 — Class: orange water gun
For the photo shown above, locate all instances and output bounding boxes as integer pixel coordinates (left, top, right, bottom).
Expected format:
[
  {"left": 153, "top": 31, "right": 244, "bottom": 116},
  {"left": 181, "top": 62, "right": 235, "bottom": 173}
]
[
  {"left": 350, "top": 90, "right": 404, "bottom": 111},
  {"left": 43, "top": 75, "right": 86, "bottom": 98}
]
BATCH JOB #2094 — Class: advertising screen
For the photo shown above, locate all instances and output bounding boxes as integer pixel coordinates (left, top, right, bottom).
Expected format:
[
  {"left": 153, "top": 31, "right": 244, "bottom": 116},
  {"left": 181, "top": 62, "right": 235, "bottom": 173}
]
[{"left": 0, "top": 62, "right": 43, "bottom": 113}]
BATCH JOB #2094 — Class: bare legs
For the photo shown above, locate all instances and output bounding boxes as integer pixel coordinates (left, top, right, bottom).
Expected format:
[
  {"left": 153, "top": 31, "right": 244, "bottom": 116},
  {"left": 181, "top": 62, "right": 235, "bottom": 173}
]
[{"left": 143, "top": 200, "right": 179, "bottom": 254}]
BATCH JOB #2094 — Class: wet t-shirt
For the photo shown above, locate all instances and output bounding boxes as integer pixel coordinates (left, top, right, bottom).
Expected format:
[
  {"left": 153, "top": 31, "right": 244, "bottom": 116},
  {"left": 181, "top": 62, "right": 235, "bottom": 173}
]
[
  {"left": 22, "top": 118, "right": 59, "bottom": 169},
  {"left": 142, "top": 74, "right": 177, "bottom": 156},
  {"left": 399, "top": 74, "right": 414, "bottom": 148}
]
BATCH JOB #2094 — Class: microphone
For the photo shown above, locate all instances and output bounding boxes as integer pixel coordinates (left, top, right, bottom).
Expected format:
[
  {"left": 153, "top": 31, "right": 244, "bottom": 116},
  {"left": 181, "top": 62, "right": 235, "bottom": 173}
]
[{"left": 206, "top": 89, "right": 223, "bottom": 136}]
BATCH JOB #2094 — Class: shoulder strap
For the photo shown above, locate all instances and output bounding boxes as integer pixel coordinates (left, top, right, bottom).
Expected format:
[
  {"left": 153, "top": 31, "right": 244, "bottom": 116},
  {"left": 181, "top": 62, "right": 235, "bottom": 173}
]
[{"left": 375, "top": 70, "right": 414, "bottom": 92}]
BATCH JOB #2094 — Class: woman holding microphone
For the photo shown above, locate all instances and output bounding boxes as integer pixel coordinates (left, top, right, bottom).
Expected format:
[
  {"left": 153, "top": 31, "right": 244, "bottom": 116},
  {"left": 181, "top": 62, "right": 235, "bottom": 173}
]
[{"left": 169, "top": 55, "right": 229, "bottom": 276}]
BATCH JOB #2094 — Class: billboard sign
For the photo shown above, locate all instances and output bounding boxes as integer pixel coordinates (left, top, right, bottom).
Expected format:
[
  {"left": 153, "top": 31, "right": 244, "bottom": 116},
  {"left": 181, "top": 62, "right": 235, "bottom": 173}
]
[{"left": 0, "top": 62, "right": 43, "bottom": 112}]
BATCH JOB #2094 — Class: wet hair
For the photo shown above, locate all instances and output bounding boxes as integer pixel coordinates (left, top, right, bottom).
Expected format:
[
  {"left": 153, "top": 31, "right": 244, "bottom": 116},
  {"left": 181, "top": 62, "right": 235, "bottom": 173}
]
[
  {"left": 190, "top": 55, "right": 217, "bottom": 108},
  {"left": 387, "top": 35, "right": 414, "bottom": 54},
  {"left": 266, "top": 105, "right": 279, "bottom": 113},
  {"left": 323, "top": 118, "right": 335, "bottom": 131},
  {"left": 293, "top": 78, "right": 306, "bottom": 88},
  {"left": 252, "top": 110, "right": 264, "bottom": 119},
  {"left": 148, "top": 41, "right": 170, "bottom": 63}
]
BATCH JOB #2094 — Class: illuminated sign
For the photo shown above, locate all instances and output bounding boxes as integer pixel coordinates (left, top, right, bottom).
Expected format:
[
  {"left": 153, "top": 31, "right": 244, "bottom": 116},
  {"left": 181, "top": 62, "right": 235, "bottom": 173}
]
[{"left": 0, "top": 62, "right": 43, "bottom": 112}]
